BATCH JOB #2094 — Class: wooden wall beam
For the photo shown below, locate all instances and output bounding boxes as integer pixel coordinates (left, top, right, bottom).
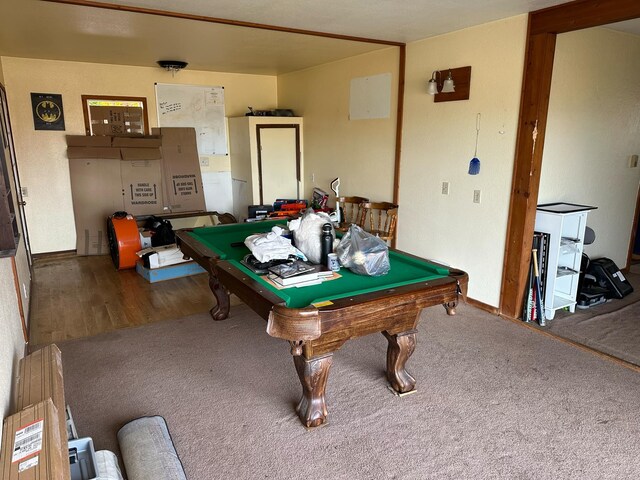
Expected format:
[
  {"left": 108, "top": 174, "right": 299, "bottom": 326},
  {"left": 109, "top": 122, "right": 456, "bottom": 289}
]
[
  {"left": 530, "top": 0, "right": 640, "bottom": 35},
  {"left": 500, "top": 32, "right": 556, "bottom": 319},
  {"left": 43, "top": 0, "right": 404, "bottom": 46}
]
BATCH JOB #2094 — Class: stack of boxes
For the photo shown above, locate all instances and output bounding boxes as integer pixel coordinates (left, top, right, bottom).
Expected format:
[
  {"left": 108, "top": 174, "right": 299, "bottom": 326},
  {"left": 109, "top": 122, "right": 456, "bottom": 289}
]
[
  {"left": 66, "top": 127, "right": 207, "bottom": 255},
  {"left": 1, "top": 345, "right": 69, "bottom": 479}
]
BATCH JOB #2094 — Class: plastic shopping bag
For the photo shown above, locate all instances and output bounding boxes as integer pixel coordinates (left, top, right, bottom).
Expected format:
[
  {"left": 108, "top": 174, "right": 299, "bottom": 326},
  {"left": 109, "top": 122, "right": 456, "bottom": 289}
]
[{"left": 336, "top": 225, "right": 390, "bottom": 276}]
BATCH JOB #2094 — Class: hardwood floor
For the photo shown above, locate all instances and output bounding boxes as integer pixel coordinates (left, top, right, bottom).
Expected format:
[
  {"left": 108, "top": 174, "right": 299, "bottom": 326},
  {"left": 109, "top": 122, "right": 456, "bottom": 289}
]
[
  {"left": 29, "top": 253, "right": 640, "bottom": 365},
  {"left": 28, "top": 254, "right": 217, "bottom": 347}
]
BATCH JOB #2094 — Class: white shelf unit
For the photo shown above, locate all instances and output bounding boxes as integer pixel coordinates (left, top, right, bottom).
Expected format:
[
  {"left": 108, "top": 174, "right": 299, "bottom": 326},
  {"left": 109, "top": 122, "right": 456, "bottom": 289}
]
[{"left": 534, "top": 203, "right": 596, "bottom": 320}]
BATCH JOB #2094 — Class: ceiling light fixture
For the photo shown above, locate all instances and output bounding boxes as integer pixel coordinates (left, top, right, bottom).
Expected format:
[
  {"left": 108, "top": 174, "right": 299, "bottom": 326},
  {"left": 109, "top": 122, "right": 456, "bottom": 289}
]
[{"left": 157, "top": 60, "right": 188, "bottom": 76}]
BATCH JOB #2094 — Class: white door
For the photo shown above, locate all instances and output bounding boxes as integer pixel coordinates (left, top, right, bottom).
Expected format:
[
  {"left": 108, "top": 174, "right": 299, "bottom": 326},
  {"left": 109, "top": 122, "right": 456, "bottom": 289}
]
[{"left": 257, "top": 125, "right": 300, "bottom": 205}]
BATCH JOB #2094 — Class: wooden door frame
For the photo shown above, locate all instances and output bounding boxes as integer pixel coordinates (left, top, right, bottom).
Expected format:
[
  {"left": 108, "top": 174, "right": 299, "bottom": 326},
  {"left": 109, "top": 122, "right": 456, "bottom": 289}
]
[
  {"left": 255, "top": 124, "right": 301, "bottom": 205},
  {"left": 499, "top": 0, "right": 640, "bottom": 319},
  {"left": 0, "top": 83, "right": 32, "bottom": 265}
]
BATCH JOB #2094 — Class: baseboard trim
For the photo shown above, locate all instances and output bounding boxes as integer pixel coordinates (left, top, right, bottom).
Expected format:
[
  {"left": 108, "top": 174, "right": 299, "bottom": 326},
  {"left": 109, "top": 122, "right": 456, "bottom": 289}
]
[
  {"left": 466, "top": 297, "right": 498, "bottom": 315},
  {"left": 32, "top": 250, "right": 77, "bottom": 261}
]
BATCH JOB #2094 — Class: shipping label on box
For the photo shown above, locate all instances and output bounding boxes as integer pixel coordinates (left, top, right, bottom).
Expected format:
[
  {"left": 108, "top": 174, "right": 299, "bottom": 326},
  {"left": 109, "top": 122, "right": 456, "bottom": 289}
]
[
  {"left": 1, "top": 400, "right": 66, "bottom": 480},
  {"left": 121, "top": 160, "right": 164, "bottom": 215}
]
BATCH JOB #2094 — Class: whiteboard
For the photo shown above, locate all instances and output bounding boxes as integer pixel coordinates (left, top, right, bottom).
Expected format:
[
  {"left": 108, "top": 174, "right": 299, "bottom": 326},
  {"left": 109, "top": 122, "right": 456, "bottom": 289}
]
[
  {"left": 349, "top": 73, "right": 392, "bottom": 120},
  {"left": 155, "top": 83, "right": 228, "bottom": 155}
]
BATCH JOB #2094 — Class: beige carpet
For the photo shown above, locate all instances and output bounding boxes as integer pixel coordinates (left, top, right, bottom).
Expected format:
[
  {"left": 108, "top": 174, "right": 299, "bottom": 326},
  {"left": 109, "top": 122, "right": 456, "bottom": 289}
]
[
  {"left": 546, "top": 269, "right": 640, "bottom": 366},
  {"left": 58, "top": 303, "right": 640, "bottom": 479},
  {"left": 546, "top": 301, "right": 640, "bottom": 366}
]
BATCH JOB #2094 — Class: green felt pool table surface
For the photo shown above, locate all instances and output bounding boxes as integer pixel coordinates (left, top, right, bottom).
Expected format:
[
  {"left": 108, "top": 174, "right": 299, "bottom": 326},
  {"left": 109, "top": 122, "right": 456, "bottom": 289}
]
[{"left": 184, "top": 219, "right": 451, "bottom": 309}]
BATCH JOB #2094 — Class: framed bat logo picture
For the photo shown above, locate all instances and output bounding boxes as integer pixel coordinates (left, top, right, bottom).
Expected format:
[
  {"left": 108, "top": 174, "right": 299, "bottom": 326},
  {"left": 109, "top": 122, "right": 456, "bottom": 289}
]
[{"left": 31, "top": 93, "right": 65, "bottom": 131}]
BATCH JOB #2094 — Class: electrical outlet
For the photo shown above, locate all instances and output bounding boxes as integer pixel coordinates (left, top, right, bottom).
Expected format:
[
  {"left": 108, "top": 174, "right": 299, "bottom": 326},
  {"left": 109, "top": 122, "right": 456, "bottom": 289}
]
[
  {"left": 441, "top": 181, "right": 450, "bottom": 195},
  {"left": 21, "top": 187, "right": 28, "bottom": 197},
  {"left": 199, "top": 157, "right": 209, "bottom": 167},
  {"left": 473, "top": 189, "right": 481, "bottom": 204},
  {"left": 629, "top": 154, "right": 639, "bottom": 168}
]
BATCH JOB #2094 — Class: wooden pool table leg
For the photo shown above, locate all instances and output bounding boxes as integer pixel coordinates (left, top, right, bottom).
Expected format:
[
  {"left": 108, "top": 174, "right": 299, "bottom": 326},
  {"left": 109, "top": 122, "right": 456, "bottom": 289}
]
[
  {"left": 208, "top": 274, "right": 230, "bottom": 320},
  {"left": 383, "top": 330, "right": 417, "bottom": 393},
  {"left": 444, "top": 301, "right": 458, "bottom": 315},
  {"left": 294, "top": 353, "right": 333, "bottom": 428}
]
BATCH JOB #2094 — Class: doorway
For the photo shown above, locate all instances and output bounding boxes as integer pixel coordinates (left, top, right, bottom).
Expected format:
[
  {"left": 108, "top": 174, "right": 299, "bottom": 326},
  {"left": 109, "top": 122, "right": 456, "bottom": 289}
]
[
  {"left": 499, "top": 0, "right": 640, "bottom": 320},
  {"left": 256, "top": 124, "right": 301, "bottom": 205}
]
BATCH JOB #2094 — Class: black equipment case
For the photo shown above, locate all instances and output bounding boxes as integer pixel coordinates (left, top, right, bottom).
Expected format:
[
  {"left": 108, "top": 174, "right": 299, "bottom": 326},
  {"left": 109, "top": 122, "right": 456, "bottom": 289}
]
[{"left": 587, "top": 257, "right": 633, "bottom": 299}]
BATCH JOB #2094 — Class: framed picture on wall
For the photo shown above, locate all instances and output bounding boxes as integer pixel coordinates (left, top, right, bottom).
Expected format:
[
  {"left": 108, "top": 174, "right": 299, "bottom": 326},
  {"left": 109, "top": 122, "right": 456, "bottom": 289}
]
[
  {"left": 81, "top": 95, "right": 148, "bottom": 136},
  {"left": 31, "top": 92, "right": 66, "bottom": 131}
]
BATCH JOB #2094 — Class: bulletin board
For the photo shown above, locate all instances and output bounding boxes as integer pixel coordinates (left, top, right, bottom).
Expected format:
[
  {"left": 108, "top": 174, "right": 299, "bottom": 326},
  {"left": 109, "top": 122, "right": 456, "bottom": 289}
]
[{"left": 155, "top": 83, "right": 228, "bottom": 155}]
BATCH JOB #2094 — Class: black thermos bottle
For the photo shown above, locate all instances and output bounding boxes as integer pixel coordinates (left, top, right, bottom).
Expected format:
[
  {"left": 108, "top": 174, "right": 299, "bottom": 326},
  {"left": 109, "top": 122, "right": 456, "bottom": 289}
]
[{"left": 320, "top": 223, "right": 333, "bottom": 266}]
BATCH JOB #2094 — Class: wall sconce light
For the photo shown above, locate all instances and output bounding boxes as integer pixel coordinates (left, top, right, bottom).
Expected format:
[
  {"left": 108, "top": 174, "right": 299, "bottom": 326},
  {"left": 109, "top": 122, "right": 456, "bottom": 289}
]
[
  {"left": 427, "top": 70, "right": 456, "bottom": 95},
  {"left": 441, "top": 70, "right": 455, "bottom": 93},
  {"left": 427, "top": 71, "right": 441, "bottom": 95},
  {"left": 157, "top": 60, "right": 188, "bottom": 76},
  {"left": 427, "top": 66, "right": 472, "bottom": 103}
]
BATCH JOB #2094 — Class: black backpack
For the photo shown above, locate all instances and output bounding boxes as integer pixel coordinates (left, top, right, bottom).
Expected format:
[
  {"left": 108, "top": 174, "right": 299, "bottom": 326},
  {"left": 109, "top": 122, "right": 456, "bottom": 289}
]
[{"left": 144, "top": 216, "right": 175, "bottom": 247}]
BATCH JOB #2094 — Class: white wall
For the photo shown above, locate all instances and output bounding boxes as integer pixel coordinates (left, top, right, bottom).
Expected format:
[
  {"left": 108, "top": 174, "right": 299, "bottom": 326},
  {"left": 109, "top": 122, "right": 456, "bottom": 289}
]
[
  {"left": 1, "top": 57, "right": 278, "bottom": 253},
  {"left": 277, "top": 48, "right": 399, "bottom": 203},
  {"left": 399, "top": 16, "right": 528, "bottom": 307},
  {"left": 0, "top": 259, "right": 24, "bottom": 426},
  {"left": 0, "top": 59, "right": 26, "bottom": 430},
  {"left": 539, "top": 28, "right": 640, "bottom": 267}
]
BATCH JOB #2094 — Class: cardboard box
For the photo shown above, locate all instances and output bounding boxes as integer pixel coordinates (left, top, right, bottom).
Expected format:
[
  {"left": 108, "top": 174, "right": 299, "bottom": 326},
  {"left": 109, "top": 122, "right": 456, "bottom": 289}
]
[
  {"left": 137, "top": 244, "right": 191, "bottom": 269},
  {"left": 111, "top": 136, "right": 161, "bottom": 148},
  {"left": 1, "top": 400, "right": 66, "bottom": 480},
  {"left": 15, "top": 345, "right": 69, "bottom": 479},
  {"left": 120, "top": 160, "right": 164, "bottom": 216},
  {"left": 89, "top": 106, "right": 144, "bottom": 136},
  {"left": 66, "top": 147, "right": 120, "bottom": 160},
  {"left": 152, "top": 128, "right": 206, "bottom": 213},
  {"left": 68, "top": 157, "right": 124, "bottom": 255},
  {"left": 135, "top": 260, "right": 206, "bottom": 283},
  {"left": 65, "top": 131, "right": 211, "bottom": 251},
  {"left": 65, "top": 135, "right": 112, "bottom": 148},
  {"left": 120, "top": 148, "right": 162, "bottom": 161}
]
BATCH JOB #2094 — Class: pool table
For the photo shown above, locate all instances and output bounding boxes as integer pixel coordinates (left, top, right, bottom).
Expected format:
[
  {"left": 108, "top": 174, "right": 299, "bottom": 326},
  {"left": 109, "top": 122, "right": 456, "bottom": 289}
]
[{"left": 176, "top": 220, "right": 468, "bottom": 427}]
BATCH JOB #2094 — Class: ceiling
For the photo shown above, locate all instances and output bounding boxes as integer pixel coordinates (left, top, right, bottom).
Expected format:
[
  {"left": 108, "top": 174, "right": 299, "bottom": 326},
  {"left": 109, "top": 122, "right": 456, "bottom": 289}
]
[{"left": 0, "top": 0, "right": 638, "bottom": 75}]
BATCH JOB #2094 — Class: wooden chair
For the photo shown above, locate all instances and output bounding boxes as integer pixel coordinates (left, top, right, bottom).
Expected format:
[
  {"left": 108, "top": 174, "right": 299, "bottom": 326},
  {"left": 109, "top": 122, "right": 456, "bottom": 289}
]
[
  {"left": 213, "top": 212, "right": 238, "bottom": 224},
  {"left": 358, "top": 202, "right": 398, "bottom": 242},
  {"left": 336, "top": 196, "right": 369, "bottom": 232}
]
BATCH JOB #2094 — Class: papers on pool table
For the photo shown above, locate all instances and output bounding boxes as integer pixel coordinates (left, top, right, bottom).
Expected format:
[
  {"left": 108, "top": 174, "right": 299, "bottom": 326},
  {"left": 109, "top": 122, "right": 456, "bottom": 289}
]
[{"left": 264, "top": 271, "right": 341, "bottom": 289}]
